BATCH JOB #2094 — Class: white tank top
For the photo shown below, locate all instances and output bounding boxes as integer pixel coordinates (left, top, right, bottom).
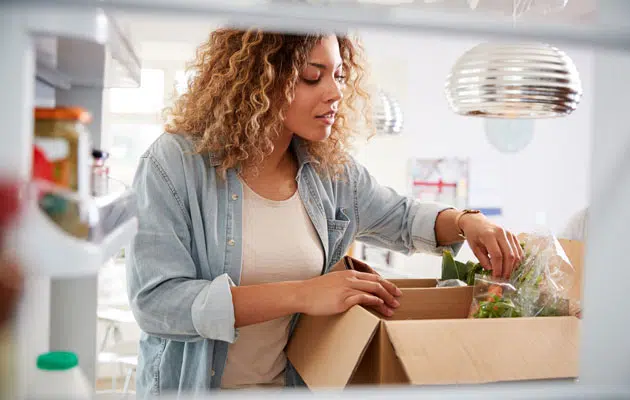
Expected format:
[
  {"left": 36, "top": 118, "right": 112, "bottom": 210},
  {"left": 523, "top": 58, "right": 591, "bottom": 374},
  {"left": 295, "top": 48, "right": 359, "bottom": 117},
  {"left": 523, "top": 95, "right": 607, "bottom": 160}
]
[{"left": 220, "top": 179, "right": 324, "bottom": 389}]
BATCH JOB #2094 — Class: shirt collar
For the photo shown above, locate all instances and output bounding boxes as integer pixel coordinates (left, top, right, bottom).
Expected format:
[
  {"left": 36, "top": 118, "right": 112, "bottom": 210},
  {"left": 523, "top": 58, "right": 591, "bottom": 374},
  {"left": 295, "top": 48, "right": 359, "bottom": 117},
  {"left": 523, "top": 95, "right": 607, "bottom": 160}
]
[{"left": 206, "top": 136, "right": 319, "bottom": 169}]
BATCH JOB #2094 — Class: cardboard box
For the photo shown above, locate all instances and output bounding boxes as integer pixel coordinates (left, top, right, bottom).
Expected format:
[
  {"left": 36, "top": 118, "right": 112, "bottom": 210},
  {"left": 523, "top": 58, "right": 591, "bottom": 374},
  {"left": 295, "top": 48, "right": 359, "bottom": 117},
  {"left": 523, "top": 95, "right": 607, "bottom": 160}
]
[
  {"left": 558, "top": 239, "right": 584, "bottom": 303},
  {"left": 286, "top": 240, "right": 583, "bottom": 389}
]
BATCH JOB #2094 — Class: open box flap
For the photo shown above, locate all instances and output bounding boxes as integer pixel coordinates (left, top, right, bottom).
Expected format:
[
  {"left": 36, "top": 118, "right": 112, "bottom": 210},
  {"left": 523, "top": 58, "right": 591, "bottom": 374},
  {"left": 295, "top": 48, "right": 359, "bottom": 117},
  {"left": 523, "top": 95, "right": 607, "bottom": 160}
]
[
  {"left": 384, "top": 317, "right": 580, "bottom": 385},
  {"left": 377, "top": 286, "right": 473, "bottom": 321},
  {"left": 286, "top": 305, "right": 380, "bottom": 389},
  {"left": 388, "top": 279, "right": 438, "bottom": 289}
]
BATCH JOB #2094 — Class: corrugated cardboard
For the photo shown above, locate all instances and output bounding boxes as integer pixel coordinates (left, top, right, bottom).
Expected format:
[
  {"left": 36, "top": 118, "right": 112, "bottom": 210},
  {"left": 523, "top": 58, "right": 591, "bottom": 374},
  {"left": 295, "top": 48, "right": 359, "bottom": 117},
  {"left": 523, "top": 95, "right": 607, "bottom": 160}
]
[
  {"left": 385, "top": 317, "right": 579, "bottom": 385},
  {"left": 287, "top": 240, "right": 584, "bottom": 389},
  {"left": 558, "top": 239, "right": 584, "bottom": 302}
]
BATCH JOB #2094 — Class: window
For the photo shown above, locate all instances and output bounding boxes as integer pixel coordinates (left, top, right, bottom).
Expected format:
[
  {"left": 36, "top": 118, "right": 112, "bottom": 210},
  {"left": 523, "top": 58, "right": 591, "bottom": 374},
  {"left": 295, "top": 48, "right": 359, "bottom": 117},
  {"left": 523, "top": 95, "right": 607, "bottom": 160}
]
[
  {"left": 104, "top": 65, "right": 182, "bottom": 186},
  {"left": 109, "top": 69, "right": 165, "bottom": 114},
  {"left": 174, "top": 69, "right": 196, "bottom": 96},
  {"left": 107, "top": 123, "right": 163, "bottom": 186}
]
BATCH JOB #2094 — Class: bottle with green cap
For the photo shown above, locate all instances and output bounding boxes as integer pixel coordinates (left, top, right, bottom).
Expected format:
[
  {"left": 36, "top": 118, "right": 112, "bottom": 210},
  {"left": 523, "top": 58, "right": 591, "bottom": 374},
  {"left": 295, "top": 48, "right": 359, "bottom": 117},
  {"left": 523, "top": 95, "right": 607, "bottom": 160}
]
[{"left": 30, "top": 351, "right": 92, "bottom": 399}]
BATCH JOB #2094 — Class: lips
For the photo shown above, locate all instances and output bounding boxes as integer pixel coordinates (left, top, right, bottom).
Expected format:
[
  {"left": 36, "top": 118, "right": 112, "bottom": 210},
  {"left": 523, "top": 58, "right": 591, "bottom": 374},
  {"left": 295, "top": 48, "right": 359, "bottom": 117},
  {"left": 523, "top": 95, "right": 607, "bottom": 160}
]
[
  {"left": 316, "top": 111, "right": 336, "bottom": 118},
  {"left": 316, "top": 111, "right": 336, "bottom": 126},
  {"left": 315, "top": 111, "right": 335, "bottom": 126}
]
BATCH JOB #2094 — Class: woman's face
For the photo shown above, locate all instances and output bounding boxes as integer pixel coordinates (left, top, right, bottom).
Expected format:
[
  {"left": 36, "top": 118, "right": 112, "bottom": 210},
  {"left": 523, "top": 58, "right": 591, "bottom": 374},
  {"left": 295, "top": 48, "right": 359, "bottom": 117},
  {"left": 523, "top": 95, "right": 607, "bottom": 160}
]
[{"left": 283, "top": 35, "right": 345, "bottom": 142}]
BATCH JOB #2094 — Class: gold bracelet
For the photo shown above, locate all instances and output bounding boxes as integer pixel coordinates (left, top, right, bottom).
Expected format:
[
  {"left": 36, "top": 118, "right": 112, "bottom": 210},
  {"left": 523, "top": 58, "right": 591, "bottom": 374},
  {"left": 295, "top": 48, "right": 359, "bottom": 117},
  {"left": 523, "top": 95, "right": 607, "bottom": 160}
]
[{"left": 455, "top": 209, "right": 481, "bottom": 239}]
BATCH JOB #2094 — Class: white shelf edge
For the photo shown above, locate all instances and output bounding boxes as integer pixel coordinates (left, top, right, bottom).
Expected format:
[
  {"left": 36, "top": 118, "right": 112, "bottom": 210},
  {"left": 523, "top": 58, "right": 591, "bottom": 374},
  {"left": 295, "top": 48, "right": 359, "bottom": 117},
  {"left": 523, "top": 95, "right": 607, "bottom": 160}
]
[
  {"left": 19, "top": 0, "right": 630, "bottom": 51},
  {"left": 16, "top": 4, "right": 141, "bottom": 88},
  {"left": 23, "top": 5, "right": 110, "bottom": 46},
  {"left": 11, "top": 195, "right": 138, "bottom": 278},
  {"left": 35, "top": 60, "right": 72, "bottom": 90},
  {"left": 105, "top": 11, "right": 141, "bottom": 88}
]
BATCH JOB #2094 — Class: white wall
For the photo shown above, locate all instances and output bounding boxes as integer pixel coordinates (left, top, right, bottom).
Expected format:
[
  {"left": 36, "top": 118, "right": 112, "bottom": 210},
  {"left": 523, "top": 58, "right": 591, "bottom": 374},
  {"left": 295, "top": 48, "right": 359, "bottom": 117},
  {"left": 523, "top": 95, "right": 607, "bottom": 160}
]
[
  {"left": 353, "top": 30, "right": 593, "bottom": 276},
  {"left": 114, "top": 25, "right": 594, "bottom": 277}
]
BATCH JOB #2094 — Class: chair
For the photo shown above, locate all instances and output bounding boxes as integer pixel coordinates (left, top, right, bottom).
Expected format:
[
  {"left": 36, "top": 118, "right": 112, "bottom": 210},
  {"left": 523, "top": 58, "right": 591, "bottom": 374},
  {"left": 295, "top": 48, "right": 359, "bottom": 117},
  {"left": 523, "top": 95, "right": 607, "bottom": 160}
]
[
  {"left": 97, "top": 306, "right": 138, "bottom": 394},
  {"left": 98, "top": 340, "right": 138, "bottom": 394}
]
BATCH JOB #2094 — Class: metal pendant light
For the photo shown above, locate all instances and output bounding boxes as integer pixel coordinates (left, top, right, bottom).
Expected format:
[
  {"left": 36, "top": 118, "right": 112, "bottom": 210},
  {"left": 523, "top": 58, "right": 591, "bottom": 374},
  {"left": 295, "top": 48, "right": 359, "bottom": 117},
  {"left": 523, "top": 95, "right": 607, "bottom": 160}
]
[
  {"left": 445, "top": 42, "right": 582, "bottom": 118},
  {"left": 373, "top": 89, "right": 404, "bottom": 135},
  {"left": 445, "top": 1, "right": 582, "bottom": 119}
]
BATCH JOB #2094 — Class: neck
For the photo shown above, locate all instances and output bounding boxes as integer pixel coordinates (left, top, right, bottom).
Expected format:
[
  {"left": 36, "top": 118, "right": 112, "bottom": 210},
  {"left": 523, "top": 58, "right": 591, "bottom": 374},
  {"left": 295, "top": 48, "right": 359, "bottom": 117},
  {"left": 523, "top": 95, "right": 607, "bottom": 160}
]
[{"left": 244, "top": 130, "right": 295, "bottom": 178}]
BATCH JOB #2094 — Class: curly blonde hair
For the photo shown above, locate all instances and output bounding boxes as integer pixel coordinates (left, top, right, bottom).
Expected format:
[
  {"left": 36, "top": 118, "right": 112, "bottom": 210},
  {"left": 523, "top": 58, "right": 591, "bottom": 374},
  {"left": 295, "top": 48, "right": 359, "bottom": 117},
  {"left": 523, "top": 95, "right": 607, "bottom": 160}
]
[{"left": 164, "top": 28, "right": 371, "bottom": 177}]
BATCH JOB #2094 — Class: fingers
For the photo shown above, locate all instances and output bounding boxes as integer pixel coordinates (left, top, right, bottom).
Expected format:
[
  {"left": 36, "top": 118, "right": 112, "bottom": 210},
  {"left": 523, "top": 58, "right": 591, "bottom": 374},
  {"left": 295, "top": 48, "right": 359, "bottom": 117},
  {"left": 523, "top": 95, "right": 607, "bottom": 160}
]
[
  {"left": 483, "top": 236, "right": 504, "bottom": 278},
  {"left": 345, "top": 290, "right": 395, "bottom": 317},
  {"left": 476, "top": 229, "right": 522, "bottom": 279},
  {"left": 341, "top": 271, "right": 401, "bottom": 317},
  {"left": 368, "top": 302, "right": 396, "bottom": 317},
  {"left": 471, "top": 245, "right": 492, "bottom": 271},
  {"left": 344, "top": 292, "right": 384, "bottom": 311},
  {"left": 349, "top": 278, "right": 400, "bottom": 309},
  {"left": 352, "top": 271, "right": 402, "bottom": 297},
  {"left": 495, "top": 231, "right": 517, "bottom": 279},
  {"left": 508, "top": 231, "right": 524, "bottom": 265}
]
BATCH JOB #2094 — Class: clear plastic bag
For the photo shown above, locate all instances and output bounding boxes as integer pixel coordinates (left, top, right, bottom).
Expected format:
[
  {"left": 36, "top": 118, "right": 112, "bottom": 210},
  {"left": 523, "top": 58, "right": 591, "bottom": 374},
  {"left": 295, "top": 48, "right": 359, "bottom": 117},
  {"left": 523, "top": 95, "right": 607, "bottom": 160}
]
[
  {"left": 469, "top": 275, "right": 521, "bottom": 318},
  {"left": 437, "top": 279, "right": 468, "bottom": 288},
  {"left": 511, "top": 230, "right": 575, "bottom": 317},
  {"left": 470, "top": 229, "right": 579, "bottom": 318}
]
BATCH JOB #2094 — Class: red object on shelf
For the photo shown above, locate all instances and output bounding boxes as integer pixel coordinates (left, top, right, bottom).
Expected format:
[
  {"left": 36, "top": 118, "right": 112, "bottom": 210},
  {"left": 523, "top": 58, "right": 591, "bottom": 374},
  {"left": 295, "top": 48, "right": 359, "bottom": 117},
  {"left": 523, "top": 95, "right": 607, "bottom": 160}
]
[
  {"left": 0, "top": 182, "right": 21, "bottom": 232},
  {"left": 33, "top": 145, "right": 53, "bottom": 182}
]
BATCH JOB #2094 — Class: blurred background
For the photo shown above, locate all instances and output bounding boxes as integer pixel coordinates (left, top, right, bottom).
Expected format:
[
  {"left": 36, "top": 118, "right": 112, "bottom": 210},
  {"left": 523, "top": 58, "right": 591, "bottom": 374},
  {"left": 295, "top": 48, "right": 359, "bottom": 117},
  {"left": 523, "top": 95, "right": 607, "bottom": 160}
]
[
  {"left": 93, "top": 2, "right": 593, "bottom": 390},
  {"left": 4, "top": 0, "right": 620, "bottom": 397}
]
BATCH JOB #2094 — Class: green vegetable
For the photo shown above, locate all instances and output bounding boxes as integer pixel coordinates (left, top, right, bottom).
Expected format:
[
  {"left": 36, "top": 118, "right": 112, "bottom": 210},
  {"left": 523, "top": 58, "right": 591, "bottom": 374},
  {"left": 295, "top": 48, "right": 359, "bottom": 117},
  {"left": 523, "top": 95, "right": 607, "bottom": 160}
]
[
  {"left": 441, "top": 250, "right": 469, "bottom": 280},
  {"left": 466, "top": 263, "right": 491, "bottom": 286},
  {"left": 473, "top": 296, "right": 521, "bottom": 318},
  {"left": 441, "top": 250, "right": 492, "bottom": 286},
  {"left": 536, "top": 298, "right": 570, "bottom": 317}
]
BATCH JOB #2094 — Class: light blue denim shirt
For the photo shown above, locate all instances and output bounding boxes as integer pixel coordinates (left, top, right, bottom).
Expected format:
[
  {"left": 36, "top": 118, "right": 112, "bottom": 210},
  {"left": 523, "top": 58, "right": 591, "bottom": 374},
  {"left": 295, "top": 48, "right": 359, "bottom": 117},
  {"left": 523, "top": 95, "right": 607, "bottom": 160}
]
[{"left": 126, "top": 133, "right": 460, "bottom": 398}]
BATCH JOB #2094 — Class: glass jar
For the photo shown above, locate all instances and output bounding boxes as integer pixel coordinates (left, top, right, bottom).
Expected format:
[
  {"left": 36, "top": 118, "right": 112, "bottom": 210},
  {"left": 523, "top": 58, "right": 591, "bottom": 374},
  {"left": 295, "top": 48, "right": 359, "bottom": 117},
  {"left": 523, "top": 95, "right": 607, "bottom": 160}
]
[
  {"left": 34, "top": 107, "right": 93, "bottom": 239},
  {"left": 34, "top": 107, "right": 92, "bottom": 196}
]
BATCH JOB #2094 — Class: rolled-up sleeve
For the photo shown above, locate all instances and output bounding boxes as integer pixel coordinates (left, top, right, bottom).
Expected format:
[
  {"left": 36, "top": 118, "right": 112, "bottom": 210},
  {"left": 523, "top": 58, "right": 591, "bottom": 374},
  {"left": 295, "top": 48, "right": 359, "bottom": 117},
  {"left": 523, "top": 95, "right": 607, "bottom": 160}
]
[
  {"left": 409, "top": 201, "right": 463, "bottom": 255},
  {"left": 191, "top": 274, "right": 237, "bottom": 342},
  {"left": 127, "top": 153, "right": 237, "bottom": 343},
  {"left": 351, "top": 158, "right": 462, "bottom": 256}
]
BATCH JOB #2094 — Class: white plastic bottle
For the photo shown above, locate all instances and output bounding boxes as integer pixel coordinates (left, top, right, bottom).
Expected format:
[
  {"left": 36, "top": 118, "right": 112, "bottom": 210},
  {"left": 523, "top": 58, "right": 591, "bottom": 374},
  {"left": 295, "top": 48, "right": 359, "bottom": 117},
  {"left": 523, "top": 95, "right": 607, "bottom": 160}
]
[{"left": 29, "top": 351, "right": 93, "bottom": 399}]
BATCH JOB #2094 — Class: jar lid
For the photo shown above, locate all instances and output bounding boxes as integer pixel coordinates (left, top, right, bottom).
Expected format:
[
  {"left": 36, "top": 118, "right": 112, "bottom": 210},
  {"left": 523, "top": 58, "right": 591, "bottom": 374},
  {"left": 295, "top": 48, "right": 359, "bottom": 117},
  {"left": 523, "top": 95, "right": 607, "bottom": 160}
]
[
  {"left": 35, "top": 107, "right": 92, "bottom": 124},
  {"left": 36, "top": 351, "right": 79, "bottom": 371},
  {"left": 91, "top": 149, "right": 110, "bottom": 160}
]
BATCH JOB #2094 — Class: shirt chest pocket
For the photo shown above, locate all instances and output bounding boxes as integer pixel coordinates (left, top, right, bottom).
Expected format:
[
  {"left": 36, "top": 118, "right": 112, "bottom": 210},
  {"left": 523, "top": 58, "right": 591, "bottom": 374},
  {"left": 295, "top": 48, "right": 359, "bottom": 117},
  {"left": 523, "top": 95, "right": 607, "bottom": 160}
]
[{"left": 326, "top": 207, "right": 351, "bottom": 269}]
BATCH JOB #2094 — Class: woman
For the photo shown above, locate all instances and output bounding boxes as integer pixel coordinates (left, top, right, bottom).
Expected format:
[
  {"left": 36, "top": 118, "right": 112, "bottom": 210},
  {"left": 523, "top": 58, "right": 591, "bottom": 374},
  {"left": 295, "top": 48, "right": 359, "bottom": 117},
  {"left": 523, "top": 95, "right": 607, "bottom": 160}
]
[{"left": 127, "top": 29, "right": 524, "bottom": 397}]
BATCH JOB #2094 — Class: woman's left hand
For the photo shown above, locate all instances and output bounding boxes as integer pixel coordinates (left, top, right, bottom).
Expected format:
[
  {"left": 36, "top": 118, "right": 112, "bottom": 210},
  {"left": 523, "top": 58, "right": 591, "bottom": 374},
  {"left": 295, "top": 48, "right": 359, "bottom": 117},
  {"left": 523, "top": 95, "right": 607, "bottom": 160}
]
[{"left": 459, "top": 213, "right": 524, "bottom": 279}]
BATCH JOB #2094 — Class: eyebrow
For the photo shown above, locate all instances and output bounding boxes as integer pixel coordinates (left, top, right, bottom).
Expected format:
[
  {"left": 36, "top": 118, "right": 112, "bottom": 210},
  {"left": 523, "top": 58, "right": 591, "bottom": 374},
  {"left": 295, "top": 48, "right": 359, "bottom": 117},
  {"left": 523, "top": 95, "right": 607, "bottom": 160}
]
[{"left": 307, "top": 62, "right": 343, "bottom": 70}]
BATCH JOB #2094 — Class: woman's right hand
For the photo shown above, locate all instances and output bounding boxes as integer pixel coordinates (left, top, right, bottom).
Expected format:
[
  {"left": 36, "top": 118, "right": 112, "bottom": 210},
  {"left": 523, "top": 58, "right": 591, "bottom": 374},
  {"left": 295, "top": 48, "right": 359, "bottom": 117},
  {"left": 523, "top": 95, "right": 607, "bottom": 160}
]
[{"left": 298, "top": 270, "right": 402, "bottom": 317}]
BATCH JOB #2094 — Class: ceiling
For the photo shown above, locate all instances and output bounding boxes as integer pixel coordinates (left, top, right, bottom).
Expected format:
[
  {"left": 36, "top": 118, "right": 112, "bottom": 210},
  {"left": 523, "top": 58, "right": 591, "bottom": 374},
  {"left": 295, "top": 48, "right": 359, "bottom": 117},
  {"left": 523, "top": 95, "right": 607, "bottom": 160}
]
[
  {"left": 402, "top": 0, "right": 596, "bottom": 21},
  {"left": 116, "top": 0, "right": 597, "bottom": 62}
]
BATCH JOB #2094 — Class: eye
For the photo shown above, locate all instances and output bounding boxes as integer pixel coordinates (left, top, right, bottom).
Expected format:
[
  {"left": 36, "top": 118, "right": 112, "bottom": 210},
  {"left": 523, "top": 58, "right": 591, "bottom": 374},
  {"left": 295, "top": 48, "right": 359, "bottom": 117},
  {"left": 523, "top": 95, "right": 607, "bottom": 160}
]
[
  {"left": 301, "top": 66, "right": 321, "bottom": 84},
  {"left": 301, "top": 77, "right": 320, "bottom": 85},
  {"left": 335, "top": 75, "right": 347, "bottom": 84}
]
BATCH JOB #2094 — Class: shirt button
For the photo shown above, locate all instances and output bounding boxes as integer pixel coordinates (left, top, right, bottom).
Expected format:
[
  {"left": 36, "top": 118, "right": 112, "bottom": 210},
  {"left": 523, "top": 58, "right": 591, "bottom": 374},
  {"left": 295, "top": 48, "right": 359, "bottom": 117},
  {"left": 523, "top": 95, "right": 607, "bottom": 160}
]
[
  {"left": 228, "top": 239, "right": 235, "bottom": 246},
  {"left": 211, "top": 369, "right": 216, "bottom": 377},
  {"left": 231, "top": 193, "right": 239, "bottom": 200}
]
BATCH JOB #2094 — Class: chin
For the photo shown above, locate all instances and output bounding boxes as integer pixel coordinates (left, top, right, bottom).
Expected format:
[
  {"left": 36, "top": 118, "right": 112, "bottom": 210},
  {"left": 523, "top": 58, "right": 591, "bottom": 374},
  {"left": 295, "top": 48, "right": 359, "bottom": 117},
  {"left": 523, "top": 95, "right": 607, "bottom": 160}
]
[{"left": 298, "top": 128, "right": 332, "bottom": 143}]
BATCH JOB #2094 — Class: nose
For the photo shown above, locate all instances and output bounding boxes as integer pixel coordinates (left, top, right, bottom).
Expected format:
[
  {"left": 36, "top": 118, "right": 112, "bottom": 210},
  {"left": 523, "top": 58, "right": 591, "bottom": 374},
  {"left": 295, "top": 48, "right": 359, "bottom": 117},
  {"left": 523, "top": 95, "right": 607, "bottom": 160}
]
[{"left": 323, "top": 77, "right": 343, "bottom": 104}]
